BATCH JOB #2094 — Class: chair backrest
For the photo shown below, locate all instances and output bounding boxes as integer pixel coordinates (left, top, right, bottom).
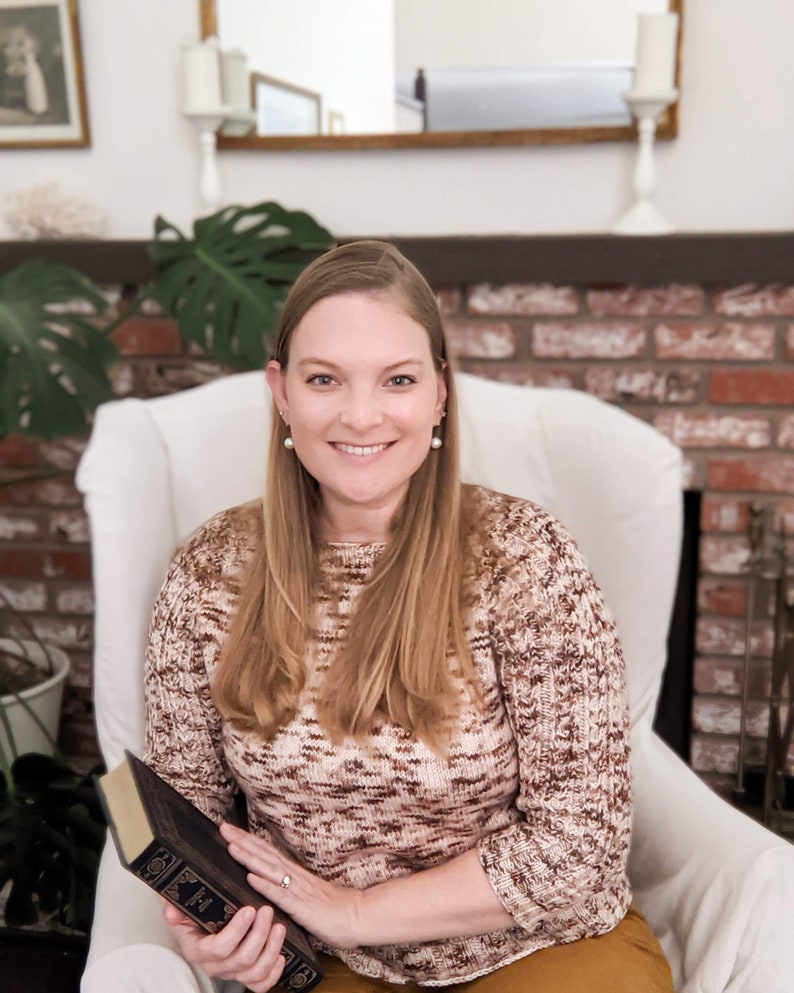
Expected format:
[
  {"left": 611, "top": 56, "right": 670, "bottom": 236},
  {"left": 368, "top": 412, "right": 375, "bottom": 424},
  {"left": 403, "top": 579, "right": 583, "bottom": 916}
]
[{"left": 76, "top": 371, "right": 683, "bottom": 770}]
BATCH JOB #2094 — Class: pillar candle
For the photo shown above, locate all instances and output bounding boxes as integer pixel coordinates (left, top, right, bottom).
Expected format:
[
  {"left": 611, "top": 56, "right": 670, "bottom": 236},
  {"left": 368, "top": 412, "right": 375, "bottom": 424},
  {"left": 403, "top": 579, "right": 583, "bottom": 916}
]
[
  {"left": 220, "top": 48, "right": 251, "bottom": 114},
  {"left": 633, "top": 13, "right": 679, "bottom": 92},
  {"left": 182, "top": 36, "right": 223, "bottom": 114}
]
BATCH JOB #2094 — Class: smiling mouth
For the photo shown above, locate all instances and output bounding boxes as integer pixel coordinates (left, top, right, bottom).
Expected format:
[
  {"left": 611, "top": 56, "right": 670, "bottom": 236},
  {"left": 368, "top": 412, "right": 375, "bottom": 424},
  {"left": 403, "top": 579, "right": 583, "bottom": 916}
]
[{"left": 333, "top": 442, "right": 391, "bottom": 456}]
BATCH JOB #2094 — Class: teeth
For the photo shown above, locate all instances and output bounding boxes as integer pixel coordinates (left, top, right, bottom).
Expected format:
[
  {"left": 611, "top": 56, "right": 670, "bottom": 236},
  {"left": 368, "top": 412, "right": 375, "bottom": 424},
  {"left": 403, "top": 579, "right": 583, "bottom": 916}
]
[{"left": 336, "top": 443, "right": 388, "bottom": 456}]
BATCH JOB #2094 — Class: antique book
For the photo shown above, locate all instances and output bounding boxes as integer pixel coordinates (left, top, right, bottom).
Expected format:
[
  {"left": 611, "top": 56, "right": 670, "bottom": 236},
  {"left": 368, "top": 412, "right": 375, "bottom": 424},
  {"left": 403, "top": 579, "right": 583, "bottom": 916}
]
[{"left": 97, "top": 750, "right": 323, "bottom": 992}]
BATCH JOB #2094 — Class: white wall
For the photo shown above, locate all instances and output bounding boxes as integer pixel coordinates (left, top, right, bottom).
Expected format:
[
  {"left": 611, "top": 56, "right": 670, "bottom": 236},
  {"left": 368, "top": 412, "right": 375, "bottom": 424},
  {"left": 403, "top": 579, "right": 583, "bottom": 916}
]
[{"left": 0, "top": 0, "right": 792, "bottom": 239}]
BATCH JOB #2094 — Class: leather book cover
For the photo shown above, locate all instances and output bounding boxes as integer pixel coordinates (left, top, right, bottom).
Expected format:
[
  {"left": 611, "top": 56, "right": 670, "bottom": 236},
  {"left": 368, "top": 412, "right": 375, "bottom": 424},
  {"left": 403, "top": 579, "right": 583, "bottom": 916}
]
[{"left": 97, "top": 750, "right": 323, "bottom": 992}]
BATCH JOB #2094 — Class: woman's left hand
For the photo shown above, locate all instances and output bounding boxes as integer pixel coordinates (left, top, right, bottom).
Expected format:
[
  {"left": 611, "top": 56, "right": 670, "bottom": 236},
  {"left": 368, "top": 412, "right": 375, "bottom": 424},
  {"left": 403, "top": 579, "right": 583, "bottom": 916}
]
[{"left": 220, "top": 822, "right": 364, "bottom": 949}]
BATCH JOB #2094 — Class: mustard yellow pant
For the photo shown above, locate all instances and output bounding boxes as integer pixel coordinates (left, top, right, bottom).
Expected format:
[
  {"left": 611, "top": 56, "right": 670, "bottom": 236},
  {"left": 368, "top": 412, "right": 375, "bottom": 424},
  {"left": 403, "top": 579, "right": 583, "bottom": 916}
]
[{"left": 315, "top": 907, "right": 675, "bottom": 993}]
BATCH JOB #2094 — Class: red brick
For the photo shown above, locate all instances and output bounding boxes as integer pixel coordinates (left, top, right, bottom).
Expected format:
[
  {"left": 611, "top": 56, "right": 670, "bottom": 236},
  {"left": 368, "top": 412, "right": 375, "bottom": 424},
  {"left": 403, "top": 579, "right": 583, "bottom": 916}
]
[
  {"left": 699, "top": 535, "right": 750, "bottom": 574},
  {"left": 708, "top": 456, "right": 794, "bottom": 493},
  {"left": 443, "top": 320, "right": 518, "bottom": 359},
  {"left": 532, "top": 324, "right": 646, "bottom": 359},
  {"left": 653, "top": 411, "right": 770, "bottom": 448},
  {"left": 654, "top": 323, "right": 775, "bottom": 361},
  {"left": 777, "top": 414, "right": 794, "bottom": 448},
  {"left": 0, "top": 512, "right": 43, "bottom": 541},
  {"left": 27, "top": 617, "right": 93, "bottom": 651},
  {"left": 460, "top": 362, "right": 578, "bottom": 389},
  {"left": 0, "top": 548, "right": 91, "bottom": 580},
  {"left": 139, "top": 361, "right": 227, "bottom": 397},
  {"left": 0, "top": 435, "right": 38, "bottom": 468},
  {"left": 0, "top": 579, "right": 47, "bottom": 611},
  {"left": 701, "top": 496, "right": 750, "bottom": 533},
  {"left": 713, "top": 284, "right": 794, "bottom": 316},
  {"left": 436, "top": 289, "right": 461, "bottom": 315},
  {"left": 39, "top": 438, "right": 86, "bottom": 472},
  {"left": 681, "top": 454, "right": 702, "bottom": 489},
  {"left": 55, "top": 584, "right": 95, "bottom": 615},
  {"left": 60, "top": 659, "right": 93, "bottom": 693},
  {"left": 696, "top": 617, "right": 774, "bottom": 657},
  {"left": 709, "top": 370, "right": 794, "bottom": 405},
  {"left": 49, "top": 511, "right": 90, "bottom": 544},
  {"left": 0, "top": 476, "right": 82, "bottom": 508},
  {"left": 587, "top": 284, "right": 705, "bottom": 317},
  {"left": 697, "top": 579, "right": 747, "bottom": 616},
  {"left": 700, "top": 496, "right": 794, "bottom": 535},
  {"left": 111, "top": 317, "right": 184, "bottom": 357},
  {"left": 692, "top": 697, "right": 768, "bottom": 736},
  {"left": 468, "top": 283, "right": 579, "bottom": 316},
  {"left": 694, "top": 656, "right": 770, "bottom": 697},
  {"left": 786, "top": 326, "right": 794, "bottom": 359},
  {"left": 584, "top": 366, "right": 700, "bottom": 403},
  {"left": 690, "top": 734, "right": 770, "bottom": 774},
  {"left": 110, "top": 361, "right": 136, "bottom": 396}
]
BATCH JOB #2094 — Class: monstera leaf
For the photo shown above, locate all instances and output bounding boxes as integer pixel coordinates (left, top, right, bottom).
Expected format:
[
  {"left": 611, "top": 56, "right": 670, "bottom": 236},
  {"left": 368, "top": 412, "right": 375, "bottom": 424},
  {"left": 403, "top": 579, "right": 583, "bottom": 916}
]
[
  {"left": 148, "top": 201, "right": 335, "bottom": 369},
  {"left": 0, "top": 261, "right": 116, "bottom": 440}
]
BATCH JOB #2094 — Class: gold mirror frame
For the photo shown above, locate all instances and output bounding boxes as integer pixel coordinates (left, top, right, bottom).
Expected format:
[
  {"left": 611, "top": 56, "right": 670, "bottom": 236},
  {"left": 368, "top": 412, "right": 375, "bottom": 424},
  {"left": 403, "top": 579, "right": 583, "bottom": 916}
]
[{"left": 200, "top": 0, "right": 682, "bottom": 151}]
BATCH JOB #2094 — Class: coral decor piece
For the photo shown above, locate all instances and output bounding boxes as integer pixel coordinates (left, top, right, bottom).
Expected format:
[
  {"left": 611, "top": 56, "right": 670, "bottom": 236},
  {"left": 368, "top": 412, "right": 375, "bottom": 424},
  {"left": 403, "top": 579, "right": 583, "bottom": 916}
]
[{"left": 5, "top": 182, "right": 106, "bottom": 240}]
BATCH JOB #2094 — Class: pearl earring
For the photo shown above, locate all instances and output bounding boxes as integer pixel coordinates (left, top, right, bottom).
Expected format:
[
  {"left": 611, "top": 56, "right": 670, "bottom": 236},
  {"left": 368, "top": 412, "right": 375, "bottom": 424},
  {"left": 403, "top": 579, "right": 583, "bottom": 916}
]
[
  {"left": 430, "top": 426, "right": 443, "bottom": 450},
  {"left": 284, "top": 435, "right": 295, "bottom": 450}
]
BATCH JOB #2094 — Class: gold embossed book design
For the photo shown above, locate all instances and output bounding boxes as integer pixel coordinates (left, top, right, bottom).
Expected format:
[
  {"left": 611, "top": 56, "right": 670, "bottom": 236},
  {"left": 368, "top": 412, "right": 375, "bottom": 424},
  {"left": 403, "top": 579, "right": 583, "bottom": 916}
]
[{"left": 97, "top": 750, "right": 323, "bottom": 992}]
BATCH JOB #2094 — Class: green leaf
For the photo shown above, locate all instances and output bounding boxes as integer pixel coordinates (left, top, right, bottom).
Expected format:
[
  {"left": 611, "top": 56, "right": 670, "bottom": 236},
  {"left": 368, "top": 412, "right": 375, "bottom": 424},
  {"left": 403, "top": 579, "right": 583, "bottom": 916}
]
[
  {"left": 0, "top": 260, "right": 118, "bottom": 440},
  {"left": 147, "top": 201, "right": 335, "bottom": 369}
]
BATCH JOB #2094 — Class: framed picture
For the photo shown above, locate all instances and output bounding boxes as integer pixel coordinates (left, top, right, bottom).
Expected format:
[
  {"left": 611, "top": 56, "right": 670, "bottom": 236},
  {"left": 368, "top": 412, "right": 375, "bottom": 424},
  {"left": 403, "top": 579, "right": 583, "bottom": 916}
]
[
  {"left": 0, "top": 0, "right": 89, "bottom": 147},
  {"left": 327, "top": 109, "right": 345, "bottom": 135},
  {"left": 251, "top": 72, "right": 321, "bottom": 137}
]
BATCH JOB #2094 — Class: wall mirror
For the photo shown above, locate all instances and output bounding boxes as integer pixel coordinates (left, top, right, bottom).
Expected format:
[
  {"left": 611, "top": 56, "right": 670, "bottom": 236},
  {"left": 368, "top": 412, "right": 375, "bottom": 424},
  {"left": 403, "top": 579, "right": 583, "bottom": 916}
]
[{"left": 199, "top": 0, "right": 683, "bottom": 151}]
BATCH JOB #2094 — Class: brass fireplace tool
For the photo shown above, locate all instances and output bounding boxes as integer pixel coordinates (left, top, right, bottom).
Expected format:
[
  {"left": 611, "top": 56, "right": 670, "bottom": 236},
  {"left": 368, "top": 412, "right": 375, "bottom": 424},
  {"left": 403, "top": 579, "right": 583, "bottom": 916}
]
[{"left": 735, "top": 501, "right": 794, "bottom": 837}]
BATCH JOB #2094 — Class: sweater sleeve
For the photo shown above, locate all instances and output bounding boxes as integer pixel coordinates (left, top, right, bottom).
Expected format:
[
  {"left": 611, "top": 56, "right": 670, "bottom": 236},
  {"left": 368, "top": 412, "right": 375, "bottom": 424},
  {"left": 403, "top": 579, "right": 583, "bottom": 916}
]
[
  {"left": 143, "top": 508, "right": 254, "bottom": 825},
  {"left": 477, "top": 502, "right": 632, "bottom": 940}
]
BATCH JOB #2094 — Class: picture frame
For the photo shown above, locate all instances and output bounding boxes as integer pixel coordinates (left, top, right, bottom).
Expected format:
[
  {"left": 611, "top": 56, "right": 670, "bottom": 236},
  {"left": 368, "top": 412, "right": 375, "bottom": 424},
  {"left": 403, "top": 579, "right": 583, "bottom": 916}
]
[
  {"left": 0, "top": 0, "right": 89, "bottom": 147},
  {"left": 251, "top": 71, "right": 321, "bottom": 137},
  {"left": 327, "top": 109, "right": 345, "bottom": 136}
]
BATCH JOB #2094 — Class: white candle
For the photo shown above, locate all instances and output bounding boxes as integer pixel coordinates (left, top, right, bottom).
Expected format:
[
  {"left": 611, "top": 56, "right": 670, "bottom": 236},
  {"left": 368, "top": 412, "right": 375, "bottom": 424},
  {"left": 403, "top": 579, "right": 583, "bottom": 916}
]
[
  {"left": 220, "top": 48, "right": 251, "bottom": 114},
  {"left": 634, "top": 13, "right": 679, "bottom": 93},
  {"left": 181, "top": 36, "right": 223, "bottom": 114}
]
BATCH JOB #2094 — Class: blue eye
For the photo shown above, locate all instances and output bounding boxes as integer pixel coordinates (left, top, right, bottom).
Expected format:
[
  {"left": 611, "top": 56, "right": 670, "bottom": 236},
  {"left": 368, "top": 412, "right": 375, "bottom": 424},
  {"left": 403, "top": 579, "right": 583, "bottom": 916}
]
[{"left": 309, "top": 374, "right": 335, "bottom": 386}]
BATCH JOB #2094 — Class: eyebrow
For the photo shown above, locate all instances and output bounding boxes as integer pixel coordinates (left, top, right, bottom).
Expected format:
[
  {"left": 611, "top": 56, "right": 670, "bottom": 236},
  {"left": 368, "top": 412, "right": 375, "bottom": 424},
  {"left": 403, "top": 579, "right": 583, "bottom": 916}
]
[{"left": 295, "top": 358, "right": 426, "bottom": 372}]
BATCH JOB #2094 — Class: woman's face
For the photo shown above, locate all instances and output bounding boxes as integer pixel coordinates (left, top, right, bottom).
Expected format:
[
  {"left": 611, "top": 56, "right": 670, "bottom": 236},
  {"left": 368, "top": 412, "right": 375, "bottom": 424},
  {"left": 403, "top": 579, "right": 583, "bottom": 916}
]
[{"left": 266, "top": 290, "right": 447, "bottom": 541}]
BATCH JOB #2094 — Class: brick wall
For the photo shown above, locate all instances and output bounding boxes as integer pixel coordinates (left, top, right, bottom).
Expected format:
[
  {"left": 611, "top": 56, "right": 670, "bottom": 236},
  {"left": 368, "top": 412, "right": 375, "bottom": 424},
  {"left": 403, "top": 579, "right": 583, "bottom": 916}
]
[{"left": 2, "top": 279, "right": 792, "bottom": 802}]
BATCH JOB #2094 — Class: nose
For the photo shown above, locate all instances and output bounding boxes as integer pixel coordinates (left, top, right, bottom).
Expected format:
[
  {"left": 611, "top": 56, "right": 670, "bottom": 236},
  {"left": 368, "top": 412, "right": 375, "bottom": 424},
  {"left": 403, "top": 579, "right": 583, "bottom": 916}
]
[{"left": 339, "top": 386, "right": 384, "bottom": 433}]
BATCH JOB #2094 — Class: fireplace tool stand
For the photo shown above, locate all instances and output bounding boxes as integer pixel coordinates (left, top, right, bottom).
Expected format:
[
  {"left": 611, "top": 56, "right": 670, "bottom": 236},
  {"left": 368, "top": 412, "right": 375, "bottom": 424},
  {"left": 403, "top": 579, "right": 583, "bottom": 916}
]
[{"left": 735, "top": 502, "right": 794, "bottom": 838}]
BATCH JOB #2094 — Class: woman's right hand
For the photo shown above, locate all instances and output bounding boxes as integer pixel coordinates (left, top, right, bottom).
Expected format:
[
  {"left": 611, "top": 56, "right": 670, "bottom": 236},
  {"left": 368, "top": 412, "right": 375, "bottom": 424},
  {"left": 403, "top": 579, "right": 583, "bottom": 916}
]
[{"left": 163, "top": 900, "right": 287, "bottom": 992}]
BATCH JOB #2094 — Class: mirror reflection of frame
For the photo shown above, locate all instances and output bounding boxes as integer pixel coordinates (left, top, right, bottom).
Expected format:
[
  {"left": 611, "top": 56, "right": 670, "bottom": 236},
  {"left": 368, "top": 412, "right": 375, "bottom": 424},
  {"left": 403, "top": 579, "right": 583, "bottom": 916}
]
[{"left": 200, "top": 0, "right": 683, "bottom": 151}]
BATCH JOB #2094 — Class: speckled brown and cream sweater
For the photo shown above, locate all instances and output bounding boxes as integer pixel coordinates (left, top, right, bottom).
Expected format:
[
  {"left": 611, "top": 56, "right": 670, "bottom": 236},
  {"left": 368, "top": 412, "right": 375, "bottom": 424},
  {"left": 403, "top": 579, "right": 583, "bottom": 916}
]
[{"left": 144, "top": 486, "right": 632, "bottom": 986}]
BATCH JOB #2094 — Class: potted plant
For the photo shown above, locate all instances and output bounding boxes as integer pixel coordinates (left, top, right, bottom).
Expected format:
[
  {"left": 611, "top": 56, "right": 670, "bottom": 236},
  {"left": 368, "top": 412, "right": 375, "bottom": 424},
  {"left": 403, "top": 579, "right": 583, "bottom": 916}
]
[
  {"left": 0, "top": 198, "right": 334, "bottom": 692},
  {"left": 0, "top": 201, "right": 334, "bottom": 981}
]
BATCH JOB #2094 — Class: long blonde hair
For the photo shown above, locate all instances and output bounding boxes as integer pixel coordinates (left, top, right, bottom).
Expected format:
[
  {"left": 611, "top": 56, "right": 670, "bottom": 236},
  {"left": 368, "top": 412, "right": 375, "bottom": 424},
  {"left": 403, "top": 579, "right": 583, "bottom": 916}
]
[{"left": 213, "top": 241, "right": 477, "bottom": 748}]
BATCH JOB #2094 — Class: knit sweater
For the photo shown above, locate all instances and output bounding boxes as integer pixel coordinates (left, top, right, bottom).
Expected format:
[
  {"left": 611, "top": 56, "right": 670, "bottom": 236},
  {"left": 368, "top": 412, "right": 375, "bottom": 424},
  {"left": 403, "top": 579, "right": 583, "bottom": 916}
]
[{"left": 144, "top": 486, "right": 632, "bottom": 986}]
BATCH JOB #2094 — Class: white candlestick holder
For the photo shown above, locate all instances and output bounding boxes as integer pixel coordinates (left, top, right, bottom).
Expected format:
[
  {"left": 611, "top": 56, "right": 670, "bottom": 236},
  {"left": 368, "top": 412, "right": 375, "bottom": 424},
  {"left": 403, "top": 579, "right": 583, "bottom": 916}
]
[
  {"left": 184, "top": 108, "right": 230, "bottom": 215},
  {"left": 613, "top": 88, "right": 679, "bottom": 236}
]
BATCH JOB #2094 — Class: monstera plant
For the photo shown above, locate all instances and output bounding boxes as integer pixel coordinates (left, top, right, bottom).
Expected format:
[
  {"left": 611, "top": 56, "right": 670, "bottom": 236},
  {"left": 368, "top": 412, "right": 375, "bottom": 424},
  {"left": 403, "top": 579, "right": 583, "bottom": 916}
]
[
  {"left": 0, "top": 200, "right": 335, "bottom": 441},
  {"left": 0, "top": 201, "right": 333, "bottom": 953},
  {"left": 0, "top": 199, "right": 334, "bottom": 695}
]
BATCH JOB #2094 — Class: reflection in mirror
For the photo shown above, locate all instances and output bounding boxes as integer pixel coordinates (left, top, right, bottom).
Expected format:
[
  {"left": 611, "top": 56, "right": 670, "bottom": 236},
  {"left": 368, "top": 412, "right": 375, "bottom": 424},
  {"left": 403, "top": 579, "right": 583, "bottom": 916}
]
[{"left": 200, "top": 0, "right": 682, "bottom": 150}]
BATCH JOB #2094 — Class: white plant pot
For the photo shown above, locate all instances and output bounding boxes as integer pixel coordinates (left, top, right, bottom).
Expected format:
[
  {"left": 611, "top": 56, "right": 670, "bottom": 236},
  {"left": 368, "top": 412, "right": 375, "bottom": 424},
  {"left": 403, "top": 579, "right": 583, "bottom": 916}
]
[{"left": 0, "top": 639, "right": 70, "bottom": 759}]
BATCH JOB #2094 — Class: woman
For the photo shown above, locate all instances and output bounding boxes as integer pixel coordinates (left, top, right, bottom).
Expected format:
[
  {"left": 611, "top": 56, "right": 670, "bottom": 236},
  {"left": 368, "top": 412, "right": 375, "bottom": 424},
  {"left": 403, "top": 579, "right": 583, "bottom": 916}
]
[{"left": 144, "top": 241, "right": 674, "bottom": 992}]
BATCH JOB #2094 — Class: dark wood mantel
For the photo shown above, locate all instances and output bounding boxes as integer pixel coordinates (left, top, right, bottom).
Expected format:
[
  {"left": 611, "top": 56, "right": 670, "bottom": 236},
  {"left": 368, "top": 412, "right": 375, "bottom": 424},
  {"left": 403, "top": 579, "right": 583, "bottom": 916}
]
[{"left": 1, "top": 233, "right": 792, "bottom": 287}]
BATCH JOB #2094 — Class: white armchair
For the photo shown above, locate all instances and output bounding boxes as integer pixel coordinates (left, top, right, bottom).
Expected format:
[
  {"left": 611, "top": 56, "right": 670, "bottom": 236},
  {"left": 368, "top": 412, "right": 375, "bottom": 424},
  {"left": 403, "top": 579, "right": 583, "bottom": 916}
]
[{"left": 76, "top": 371, "right": 794, "bottom": 993}]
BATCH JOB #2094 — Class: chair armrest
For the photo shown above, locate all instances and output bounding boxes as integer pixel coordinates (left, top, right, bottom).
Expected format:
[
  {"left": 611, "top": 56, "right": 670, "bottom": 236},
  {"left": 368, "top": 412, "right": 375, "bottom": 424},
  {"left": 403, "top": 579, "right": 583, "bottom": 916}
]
[{"left": 629, "top": 728, "right": 794, "bottom": 993}]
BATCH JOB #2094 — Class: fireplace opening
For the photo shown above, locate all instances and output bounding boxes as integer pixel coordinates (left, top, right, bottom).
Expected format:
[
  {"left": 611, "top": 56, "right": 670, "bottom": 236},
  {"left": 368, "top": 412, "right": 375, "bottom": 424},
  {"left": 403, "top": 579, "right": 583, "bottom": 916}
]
[{"left": 653, "top": 490, "right": 701, "bottom": 762}]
